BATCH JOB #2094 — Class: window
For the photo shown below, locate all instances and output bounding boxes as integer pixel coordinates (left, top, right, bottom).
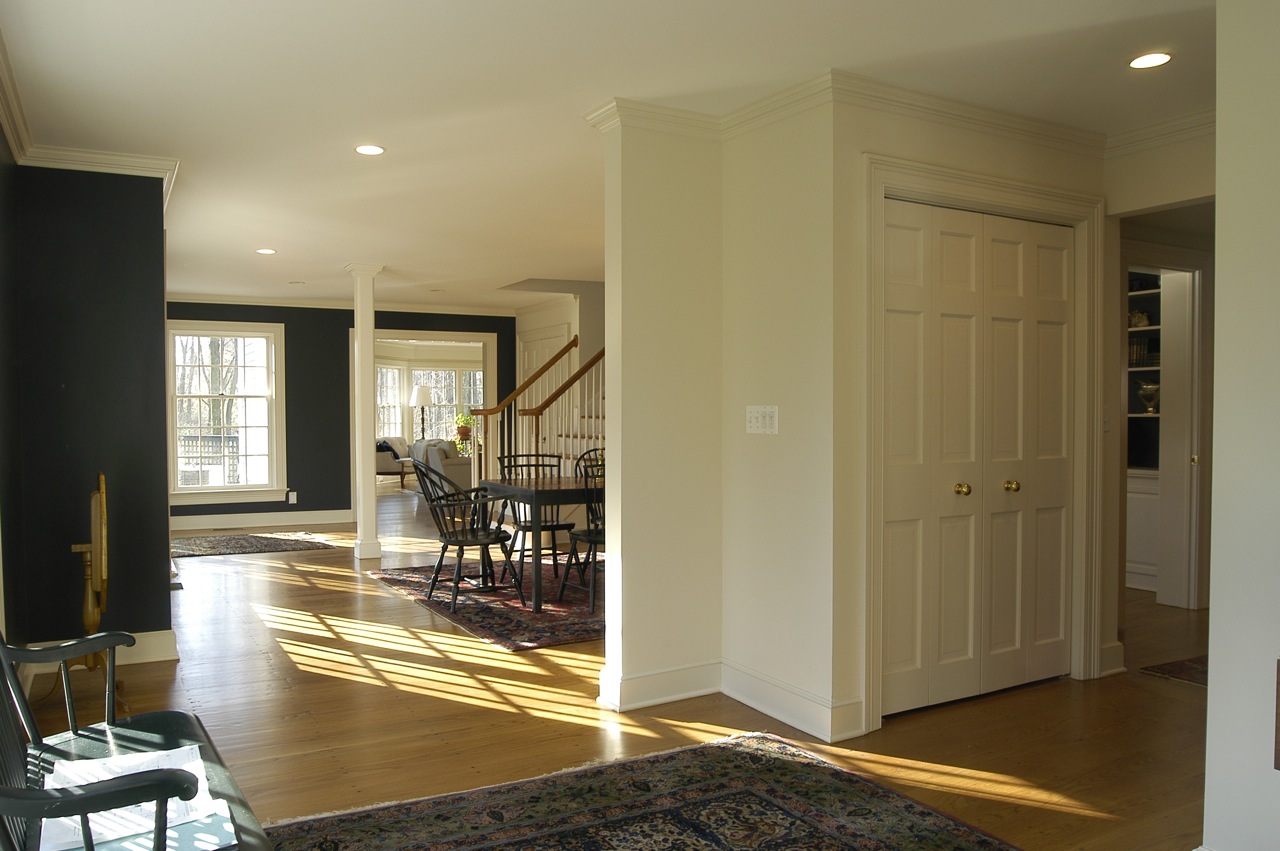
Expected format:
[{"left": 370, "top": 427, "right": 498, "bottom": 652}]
[
  {"left": 168, "top": 321, "right": 286, "bottom": 504},
  {"left": 410, "top": 367, "right": 483, "bottom": 440},
  {"left": 376, "top": 366, "right": 402, "bottom": 438}
]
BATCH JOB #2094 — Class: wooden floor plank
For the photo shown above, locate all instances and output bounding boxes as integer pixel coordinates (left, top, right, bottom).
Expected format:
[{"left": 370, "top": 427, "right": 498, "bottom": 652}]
[{"left": 31, "top": 491, "right": 1207, "bottom": 848}]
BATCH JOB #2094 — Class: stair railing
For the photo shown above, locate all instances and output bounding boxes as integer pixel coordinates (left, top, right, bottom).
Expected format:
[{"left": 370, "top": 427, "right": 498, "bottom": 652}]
[
  {"left": 471, "top": 335, "right": 579, "bottom": 482},
  {"left": 520, "top": 347, "right": 604, "bottom": 472}
]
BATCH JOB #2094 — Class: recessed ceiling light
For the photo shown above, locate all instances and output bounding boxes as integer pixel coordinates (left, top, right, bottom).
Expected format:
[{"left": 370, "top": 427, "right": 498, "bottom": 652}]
[
  {"left": 1130, "top": 52, "right": 1172, "bottom": 69},
  {"left": 256, "top": 248, "right": 276, "bottom": 255},
  {"left": 355, "top": 144, "right": 385, "bottom": 156}
]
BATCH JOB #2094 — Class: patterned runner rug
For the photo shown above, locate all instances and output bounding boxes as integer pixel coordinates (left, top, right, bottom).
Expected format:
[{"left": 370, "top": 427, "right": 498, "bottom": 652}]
[
  {"left": 265, "top": 733, "right": 1015, "bottom": 850},
  {"left": 171, "top": 532, "right": 336, "bottom": 558},
  {"left": 1139, "top": 655, "right": 1208, "bottom": 686},
  {"left": 370, "top": 559, "right": 602, "bottom": 651}
]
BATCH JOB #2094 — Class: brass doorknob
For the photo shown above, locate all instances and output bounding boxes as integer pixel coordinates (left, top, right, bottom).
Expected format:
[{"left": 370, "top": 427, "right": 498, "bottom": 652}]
[
  {"left": 954, "top": 483, "right": 972, "bottom": 496},
  {"left": 1004, "top": 480, "right": 1021, "bottom": 492}
]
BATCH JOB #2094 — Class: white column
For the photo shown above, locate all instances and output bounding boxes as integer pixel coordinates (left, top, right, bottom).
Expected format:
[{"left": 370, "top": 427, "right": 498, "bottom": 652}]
[{"left": 348, "top": 262, "right": 384, "bottom": 560}]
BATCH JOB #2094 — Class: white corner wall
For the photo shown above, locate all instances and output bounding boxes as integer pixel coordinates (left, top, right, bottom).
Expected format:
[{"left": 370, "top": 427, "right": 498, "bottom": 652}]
[
  {"left": 595, "top": 109, "right": 725, "bottom": 710},
  {"left": 1201, "top": 2, "right": 1280, "bottom": 848},
  {"left": 720, "top": 101, "right": 844, "bottom": 739}
]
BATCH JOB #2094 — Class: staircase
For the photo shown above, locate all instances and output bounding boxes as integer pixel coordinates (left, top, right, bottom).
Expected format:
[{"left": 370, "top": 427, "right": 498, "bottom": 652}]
[{"left": 471, "top": 336, "right": 603, "bottom": 481}]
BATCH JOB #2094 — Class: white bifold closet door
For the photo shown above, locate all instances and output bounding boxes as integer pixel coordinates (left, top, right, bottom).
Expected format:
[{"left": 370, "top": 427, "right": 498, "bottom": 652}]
[{"left": 881, "top": 199, "right": 1073, "bottom": 716}]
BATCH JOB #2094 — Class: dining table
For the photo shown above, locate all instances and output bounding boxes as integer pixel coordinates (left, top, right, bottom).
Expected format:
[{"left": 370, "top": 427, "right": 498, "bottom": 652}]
[{"left": 481, "top": 474, "right": 593, "bottom": 612}]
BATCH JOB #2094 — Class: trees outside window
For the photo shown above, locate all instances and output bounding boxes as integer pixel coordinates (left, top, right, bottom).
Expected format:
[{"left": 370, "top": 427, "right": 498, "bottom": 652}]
[{"left": 169, "top": 321, "right": 286, "bottom": 503}]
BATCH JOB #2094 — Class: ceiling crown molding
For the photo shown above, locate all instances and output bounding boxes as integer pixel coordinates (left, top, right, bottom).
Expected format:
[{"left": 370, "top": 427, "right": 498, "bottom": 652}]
[
  {"left": 826, "top": 70, "right": 1105, "bottom": 157},
  {"left": 0, "top": 27, "right": 179, "bottom": 207},
  {"left": 585, "top": 98, "right": 721, "bottom": 139},
  {"left": 1105, "top": 109, "right": 1216, "bottom": 159},
  {"left": 592, "top": 70, "right": 1107, "bottom": 159},
  {"left": 20, "top": 144, "right": 179, "bottom": 206}
]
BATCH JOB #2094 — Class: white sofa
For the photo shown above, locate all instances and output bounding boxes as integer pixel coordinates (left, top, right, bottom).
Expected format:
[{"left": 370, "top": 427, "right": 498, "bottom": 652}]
[
  {"left": 415, "top": 438, "right": 472, "bottom": 489},
  {"left": 375, "top": 436, "right": 413, "bottom": 487}
]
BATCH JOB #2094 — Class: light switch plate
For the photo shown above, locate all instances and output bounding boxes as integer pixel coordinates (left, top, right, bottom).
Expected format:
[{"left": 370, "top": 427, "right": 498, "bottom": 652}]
[{"left": 746, "top": 405, "right": 779, "bottom": 434}]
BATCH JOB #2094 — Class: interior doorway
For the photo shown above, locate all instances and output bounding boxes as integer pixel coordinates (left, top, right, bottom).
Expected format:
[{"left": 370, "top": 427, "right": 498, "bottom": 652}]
[{"left": 1118, "top": 200, "right": 1214, "bottom": 664}]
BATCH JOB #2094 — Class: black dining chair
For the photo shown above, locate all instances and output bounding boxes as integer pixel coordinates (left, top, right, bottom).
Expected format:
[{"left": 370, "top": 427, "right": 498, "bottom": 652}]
[
  {"left": 413, "top": 460, "right": 523, "bottom": 611},
  {"left": 559, "top": 448, "right": 605, "bottom": 613},
  {"left": 497, "top": 453, "right": 576, "bottom": 588}
]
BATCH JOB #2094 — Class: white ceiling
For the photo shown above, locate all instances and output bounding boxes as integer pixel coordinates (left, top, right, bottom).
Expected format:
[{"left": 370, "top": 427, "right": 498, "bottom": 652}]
[{"left": 0, "top": 1, "right": 1215, "bottom": 313}]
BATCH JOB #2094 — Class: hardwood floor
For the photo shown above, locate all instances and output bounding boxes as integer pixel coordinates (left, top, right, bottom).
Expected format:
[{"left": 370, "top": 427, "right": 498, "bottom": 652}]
[{"left": 33, "top": 490, "right": 1208, "bottom": 849}]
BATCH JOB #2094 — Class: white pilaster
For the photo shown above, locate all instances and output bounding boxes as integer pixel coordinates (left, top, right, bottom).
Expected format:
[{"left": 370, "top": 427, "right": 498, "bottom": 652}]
[{"left": 347, "top": 263, "right": 384, "bottom": 560}]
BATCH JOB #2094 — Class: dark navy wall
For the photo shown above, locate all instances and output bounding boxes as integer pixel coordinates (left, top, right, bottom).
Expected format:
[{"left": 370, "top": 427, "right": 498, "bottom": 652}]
[
  {"left": 4, "top": 167, "right": 168, "bottom": 644},
  {"left": 166, "top": 302, "right": 516, "bottom": 517},
  {"left": 0, "top": 131, "right": 19, "bottom": 641}
]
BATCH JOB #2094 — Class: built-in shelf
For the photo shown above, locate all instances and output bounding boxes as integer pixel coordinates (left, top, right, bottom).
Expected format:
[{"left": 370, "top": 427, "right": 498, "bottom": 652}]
[{"left": 1127, "top": 270, "right": 1162, "bottom": 469}]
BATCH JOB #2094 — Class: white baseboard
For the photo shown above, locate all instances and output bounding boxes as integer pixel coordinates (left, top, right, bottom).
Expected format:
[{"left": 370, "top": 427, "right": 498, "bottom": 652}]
[
  {"left": 597, "top": 659, "right": 721, "bottom": 711},
  {"left": 16, "top": 629, "right": 179, "bottom": 693},
  {"left": 1126, "top": 564, "right": 1157, "bottom": 591},
  {"left": 169, "top": 509, "right": 353, "bottom": 531},
  {"left": 721, "top": 660, "right": 865, "bottom": 743},
  {"left": 1099, "top": 638, "right": 1127, "bottom": 678}
]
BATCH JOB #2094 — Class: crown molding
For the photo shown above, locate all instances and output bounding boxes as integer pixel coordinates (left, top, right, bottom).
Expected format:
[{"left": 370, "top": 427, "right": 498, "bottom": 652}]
[
  {"left": 165, "top": 292, "right": 518, "bottom": 318},
  {"left": 0, "top": 27, "right": 179, "bottom": 206},
  {"left": 591, "top": 70, "right": 1106, "bottom": 159},
  {"left": 0, "top": 27, "right": 31, "bottom": 163},
  {"left": 827, "top": 70, "right": 1105, "bottom": 157},
  {"left": 1105, "top": 109, "right": 1216, "bottom": 159},
  {"left": 585, "top": 98, "right": 720, "bottom": 139},
  {"left": 20, "top": 144, "right": 179, "bottom": 205},
  {"left": 720, "top": 73, "right": 837, "bottom": 137}
]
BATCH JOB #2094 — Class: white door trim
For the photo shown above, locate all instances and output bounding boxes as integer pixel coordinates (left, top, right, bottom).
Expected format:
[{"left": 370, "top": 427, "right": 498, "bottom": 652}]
[{"left": 865, "top": 153, "right": 1106, "bottom": 731}]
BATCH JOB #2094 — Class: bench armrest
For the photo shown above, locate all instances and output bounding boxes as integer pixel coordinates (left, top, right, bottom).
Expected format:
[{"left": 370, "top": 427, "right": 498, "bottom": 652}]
[
  {"left": 0, "top": 632, "right": 135, "bottom": 666},
  {"left": 0, "top": 768, "right": 198, "bottom": 820}
]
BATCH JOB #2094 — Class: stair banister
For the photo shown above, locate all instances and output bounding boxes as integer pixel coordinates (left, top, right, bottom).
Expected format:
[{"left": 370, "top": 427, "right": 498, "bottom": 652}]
[{"left": 471, "top": 335, "right": 579, "bottom": 480}]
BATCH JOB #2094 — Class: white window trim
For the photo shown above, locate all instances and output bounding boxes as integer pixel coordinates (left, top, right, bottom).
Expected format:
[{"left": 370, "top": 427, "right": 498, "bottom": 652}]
[{"left": 167, "top": 319, "right": 288, "bottom": 505}]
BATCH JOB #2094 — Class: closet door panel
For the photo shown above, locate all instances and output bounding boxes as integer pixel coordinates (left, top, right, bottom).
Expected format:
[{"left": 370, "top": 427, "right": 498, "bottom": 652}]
[
  {"left": 984, "top": 508, "right": 1026, "bottom": 692},
  {"left": 929, "top": 207, "right": 984, "bottom": 705},
  {"left": 933, "top": 512, "right": 979, "bottom": 703},
  {"left": 988, "top": 317, "right": 1025, "bottom": 462},
  {"left": 881, "top": 200, "right": 934, "bottom": 715},
  {"left": 883, "top": 519, "right": 928, "bottom": 715},
  {"left": 1025, "top": 222, "right": 1074, "bottom": 678}
]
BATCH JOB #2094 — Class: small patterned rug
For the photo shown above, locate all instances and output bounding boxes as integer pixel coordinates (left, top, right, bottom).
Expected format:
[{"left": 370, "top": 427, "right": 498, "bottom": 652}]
[
  {"left": 265, "top": 733, "right": 1015, "bottom": 850},
  {"left": 171, "top": 532, "right": 336, "bottom": 558},
  {"left": 1139, "top": 655, "right": 1208, "bottom": 686},
  {"left": 370, "top": 559, "right": 602, "bottom": 651}
]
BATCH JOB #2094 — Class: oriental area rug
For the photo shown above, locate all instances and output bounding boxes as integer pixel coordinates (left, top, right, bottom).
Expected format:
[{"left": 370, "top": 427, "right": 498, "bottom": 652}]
[
  {"left": 1139, "top": 655, "right": 1208, "bottom": 686},
  {"left": 170, "top": 532, "right": 336, "bottom": 558},
  {"left": 265, "top": 733, "right": 1015, "bottom": 850},
  {"left": 370, "top": 559, "right": 602, "bottom": 651}
]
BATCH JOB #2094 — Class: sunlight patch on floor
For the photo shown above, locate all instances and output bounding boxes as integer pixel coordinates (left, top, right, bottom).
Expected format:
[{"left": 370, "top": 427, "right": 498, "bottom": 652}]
[
  {"left": 252, "top": 603, "right": 639, "bottom": 731},
  {"left": 841, "top": 751, "right": 1119, "bottom": 820}
]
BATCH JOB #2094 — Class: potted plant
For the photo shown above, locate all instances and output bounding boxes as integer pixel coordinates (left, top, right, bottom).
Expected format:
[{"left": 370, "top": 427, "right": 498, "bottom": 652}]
[{"left": 455, "top": 411, "right": 475, "bottom": 442}]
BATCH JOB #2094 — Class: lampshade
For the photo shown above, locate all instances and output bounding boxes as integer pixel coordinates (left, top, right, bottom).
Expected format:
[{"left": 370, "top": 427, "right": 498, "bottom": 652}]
[{"left": 408, "top": 385, "right": 429, "bottom": 407}]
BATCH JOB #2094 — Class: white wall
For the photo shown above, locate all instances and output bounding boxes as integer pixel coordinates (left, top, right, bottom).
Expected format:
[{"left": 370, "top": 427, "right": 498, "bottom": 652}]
[
  {"left": 516, "top": 295, "right": 578, "bottom": 356},
  {"left": 1105, "top": 130, "right": 1214, "bottom": 218},
  {"left": 720, "top": 100, "right": 842, "bottom": 737},
  {"left": 1202, "top": 2, "right": 1280, "bottom": 847},
  {"left": 596, "top": 111, "right": 725, "bottom": 710}
]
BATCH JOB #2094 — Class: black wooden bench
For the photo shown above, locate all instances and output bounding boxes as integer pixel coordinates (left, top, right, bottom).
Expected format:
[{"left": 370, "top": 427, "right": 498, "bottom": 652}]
[{"left": 0, "top": 631, "right": 270, "bottom": 851}]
